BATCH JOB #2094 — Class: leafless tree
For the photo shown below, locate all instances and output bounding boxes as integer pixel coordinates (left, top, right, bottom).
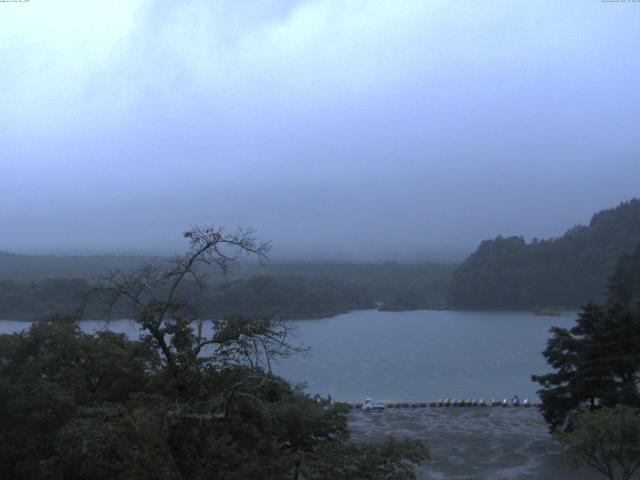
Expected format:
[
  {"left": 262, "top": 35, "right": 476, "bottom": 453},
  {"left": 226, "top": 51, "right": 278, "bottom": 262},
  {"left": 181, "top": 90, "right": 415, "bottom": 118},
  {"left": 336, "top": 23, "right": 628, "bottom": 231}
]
[{"left": 91, "top": 226, "right": 305, "bottom": 380}]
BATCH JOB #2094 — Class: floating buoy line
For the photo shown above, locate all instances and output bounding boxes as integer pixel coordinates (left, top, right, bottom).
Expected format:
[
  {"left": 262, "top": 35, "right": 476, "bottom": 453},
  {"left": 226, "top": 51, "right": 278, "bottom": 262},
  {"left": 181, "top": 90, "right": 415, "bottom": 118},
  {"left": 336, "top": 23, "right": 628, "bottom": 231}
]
[{"left": 351, "top": 397, "right": 538, "bottom": 410}]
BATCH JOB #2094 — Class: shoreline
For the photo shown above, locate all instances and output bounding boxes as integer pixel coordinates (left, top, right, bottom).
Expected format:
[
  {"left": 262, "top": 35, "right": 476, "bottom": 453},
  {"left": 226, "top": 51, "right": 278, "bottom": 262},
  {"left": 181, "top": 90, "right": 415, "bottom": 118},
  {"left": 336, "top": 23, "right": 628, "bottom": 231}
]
[
  {"left": 0, "top": 306, "right": 578, "bottom": 323},
  {"left": 348, "top": 408, "right": 599, "bottom": 480}
]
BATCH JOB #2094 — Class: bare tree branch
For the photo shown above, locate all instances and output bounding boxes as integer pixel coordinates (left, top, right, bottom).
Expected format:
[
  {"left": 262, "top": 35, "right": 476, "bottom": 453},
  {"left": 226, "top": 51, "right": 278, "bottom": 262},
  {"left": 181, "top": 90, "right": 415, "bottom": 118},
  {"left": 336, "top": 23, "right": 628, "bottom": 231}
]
[{"left": 88, "top": 226, "right": 302, "bottom": 385}]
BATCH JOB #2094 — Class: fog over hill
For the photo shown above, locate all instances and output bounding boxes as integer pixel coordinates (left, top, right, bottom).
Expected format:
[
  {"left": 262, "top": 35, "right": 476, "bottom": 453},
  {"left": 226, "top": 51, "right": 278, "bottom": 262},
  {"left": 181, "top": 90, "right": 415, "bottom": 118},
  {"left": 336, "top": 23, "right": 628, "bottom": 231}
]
[{"left": 2, "top": 1, "right": 639, "bottom": 259}]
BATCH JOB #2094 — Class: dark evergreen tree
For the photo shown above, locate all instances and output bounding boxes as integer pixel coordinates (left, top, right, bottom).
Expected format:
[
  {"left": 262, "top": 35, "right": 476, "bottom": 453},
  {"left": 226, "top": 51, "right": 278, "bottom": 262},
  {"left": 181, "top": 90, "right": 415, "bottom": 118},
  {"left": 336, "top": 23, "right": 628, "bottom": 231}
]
[
  {"left": 533, "top": 246, "right": 640, "bottom": 431},
  {"left": 607, "top": 244, "right": 640, "bottom": 312}
]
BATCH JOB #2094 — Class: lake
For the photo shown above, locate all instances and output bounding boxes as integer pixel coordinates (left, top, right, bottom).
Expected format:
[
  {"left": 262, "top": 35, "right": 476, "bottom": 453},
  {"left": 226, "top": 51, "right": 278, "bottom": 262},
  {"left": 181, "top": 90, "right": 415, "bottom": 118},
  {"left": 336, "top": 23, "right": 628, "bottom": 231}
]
[
  {"left": 274, "top": 309, "right": 575, "bottom": 403},
  {"left": 1, "top": 309, "right": 594, "bottom": 479},
  {"left": 0, "top": 309, "right": 575, "bottom": 403}
]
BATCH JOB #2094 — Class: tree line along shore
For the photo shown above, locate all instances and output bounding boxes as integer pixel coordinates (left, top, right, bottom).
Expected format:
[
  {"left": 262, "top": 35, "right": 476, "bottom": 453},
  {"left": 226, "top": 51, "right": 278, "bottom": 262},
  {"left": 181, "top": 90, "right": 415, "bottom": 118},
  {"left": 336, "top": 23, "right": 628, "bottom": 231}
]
[{"left": 1, "top": 198, "right": 639, "bottom": 320}]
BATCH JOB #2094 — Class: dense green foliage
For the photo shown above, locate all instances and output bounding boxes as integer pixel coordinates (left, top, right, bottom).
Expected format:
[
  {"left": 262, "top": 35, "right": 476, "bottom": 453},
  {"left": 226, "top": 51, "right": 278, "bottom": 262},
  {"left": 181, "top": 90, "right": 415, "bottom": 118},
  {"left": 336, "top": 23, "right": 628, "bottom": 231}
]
[
  {"left": 607, "top": 244, "right": 640, "bottom": 312},
  {"left": 0, "top": 276, "right": 373, "bottom": 321},
  {"left": 201, "top": 276, "right": 374, "bottom": 319},
  {"left": 449, "top": 199, "right": 640, "bottom": 309},
  {"left": 0, "top": 260, "right": 455, "bottom": 320},
  {"left": 256, "top": 262, "right": 455, "bottom": 310},
  {"left": 532, "top": 245, "right": 640, "bottom": 431},
  {"left": 0, "top": 318, "right": 426, "bottom": 480},
  {"left": 558, "top": 406, "right": 640, "bottom": 480},
  {"left": 0, "top": 279, "right": 91, "bottom": 320},
  {"left": 0, "top": 226, "right": 428, "bottom": 479}
]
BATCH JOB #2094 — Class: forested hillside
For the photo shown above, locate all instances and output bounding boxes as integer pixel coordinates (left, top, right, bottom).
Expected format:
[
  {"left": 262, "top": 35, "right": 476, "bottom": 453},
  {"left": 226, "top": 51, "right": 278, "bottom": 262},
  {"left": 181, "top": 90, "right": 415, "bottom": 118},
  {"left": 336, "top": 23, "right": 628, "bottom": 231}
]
[
  {"left": 607, "top": 243, "right": 640, "bottom": 312},
  {"left": 0, "top": 255, "right": 455, "bottom": 319},
  {"left": 201, "top": 276, "right": 374, "bottom": 319},
  {"left": 449, "top": 199, "right": 640, "bottom": 309},
  {"left": 0, "top": 276, "right": 374, "bottom": 321}
]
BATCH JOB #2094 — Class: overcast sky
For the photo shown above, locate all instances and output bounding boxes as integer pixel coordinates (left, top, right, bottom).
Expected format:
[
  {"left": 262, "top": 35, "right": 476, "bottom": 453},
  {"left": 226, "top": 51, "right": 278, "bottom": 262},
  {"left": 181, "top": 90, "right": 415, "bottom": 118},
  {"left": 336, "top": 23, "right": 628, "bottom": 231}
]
[{"left": 1, "top": 0, "right": 639, "bottom": 260}]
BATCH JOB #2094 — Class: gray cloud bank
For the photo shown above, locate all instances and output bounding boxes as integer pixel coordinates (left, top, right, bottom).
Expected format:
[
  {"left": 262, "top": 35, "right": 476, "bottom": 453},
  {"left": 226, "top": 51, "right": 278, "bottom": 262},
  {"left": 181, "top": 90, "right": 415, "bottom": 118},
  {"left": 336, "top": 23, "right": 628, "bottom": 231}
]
[{"left": 1, "top": 0, "right": 639, "bottom": 260}]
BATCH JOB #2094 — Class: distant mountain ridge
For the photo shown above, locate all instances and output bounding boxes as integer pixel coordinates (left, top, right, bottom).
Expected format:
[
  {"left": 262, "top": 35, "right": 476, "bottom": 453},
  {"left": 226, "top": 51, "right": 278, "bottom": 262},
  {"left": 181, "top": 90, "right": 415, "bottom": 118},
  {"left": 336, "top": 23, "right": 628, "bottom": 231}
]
[{"left": 448, "top": 198, "right": 640, "bottom": 309}]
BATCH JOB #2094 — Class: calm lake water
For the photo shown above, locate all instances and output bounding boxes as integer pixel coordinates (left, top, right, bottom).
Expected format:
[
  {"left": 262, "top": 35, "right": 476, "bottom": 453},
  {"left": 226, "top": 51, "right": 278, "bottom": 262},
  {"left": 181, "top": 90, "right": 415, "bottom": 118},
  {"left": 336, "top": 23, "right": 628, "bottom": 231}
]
[
  {"left": 273, "top": 309, "right": 576, "bottom": 403},
  {"left": 0, "top": 309, "right": 576, "bottom": 403}
]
